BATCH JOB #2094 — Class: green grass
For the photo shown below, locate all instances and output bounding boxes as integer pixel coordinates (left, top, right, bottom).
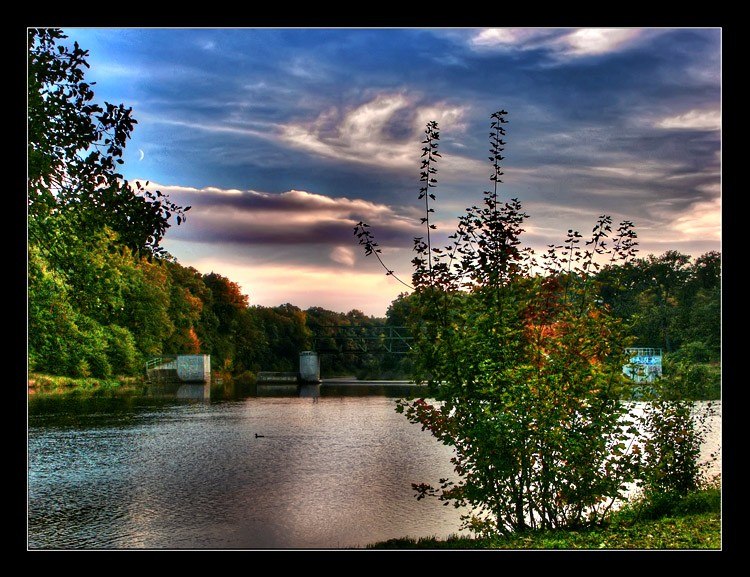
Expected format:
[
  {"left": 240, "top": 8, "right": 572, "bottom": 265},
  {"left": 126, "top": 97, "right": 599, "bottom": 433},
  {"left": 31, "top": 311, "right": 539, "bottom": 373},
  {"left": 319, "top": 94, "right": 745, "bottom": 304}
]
[
  {"left": 368, "top": 488, "right": 721, "bottom": 550},
  {"left": 28, "top": 372, "right": 147, "bottom": 399}
]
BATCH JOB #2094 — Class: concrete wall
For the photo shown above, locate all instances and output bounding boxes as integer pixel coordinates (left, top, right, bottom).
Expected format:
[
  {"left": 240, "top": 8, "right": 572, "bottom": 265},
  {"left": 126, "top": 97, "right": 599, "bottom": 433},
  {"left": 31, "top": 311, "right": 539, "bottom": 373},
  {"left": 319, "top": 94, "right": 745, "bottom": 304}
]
[{"left": 176, "top": 355, "right": 211, "bottom": 383}]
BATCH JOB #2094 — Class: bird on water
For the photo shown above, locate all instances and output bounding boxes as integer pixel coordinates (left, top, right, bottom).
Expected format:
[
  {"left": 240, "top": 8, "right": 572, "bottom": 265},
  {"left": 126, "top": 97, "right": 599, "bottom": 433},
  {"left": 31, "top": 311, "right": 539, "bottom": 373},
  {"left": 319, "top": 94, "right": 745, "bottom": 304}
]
[{"left": 255, "top": 433, "right": 265, "bottom": 438}]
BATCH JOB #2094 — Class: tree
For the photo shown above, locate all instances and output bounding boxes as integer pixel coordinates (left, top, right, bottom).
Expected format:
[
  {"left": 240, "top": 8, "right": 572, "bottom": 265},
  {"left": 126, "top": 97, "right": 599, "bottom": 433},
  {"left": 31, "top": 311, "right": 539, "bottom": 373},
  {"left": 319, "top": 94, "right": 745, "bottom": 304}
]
[
  {"left": 28, "top": 28, "right": 189, "bottom": 258},
  {"left": 356, "top": 111, "right": 643, "bottom": 535},
  {"left": 162, "top": 261, "right": 211, "bottom": 354}
]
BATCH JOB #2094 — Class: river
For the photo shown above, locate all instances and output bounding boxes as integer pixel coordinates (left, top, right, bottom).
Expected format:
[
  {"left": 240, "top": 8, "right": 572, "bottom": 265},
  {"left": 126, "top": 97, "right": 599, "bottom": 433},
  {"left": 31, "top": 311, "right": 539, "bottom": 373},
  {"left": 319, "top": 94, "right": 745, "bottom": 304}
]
[{"left": 27, "top": 384, "right": 721, "bottom": 549}]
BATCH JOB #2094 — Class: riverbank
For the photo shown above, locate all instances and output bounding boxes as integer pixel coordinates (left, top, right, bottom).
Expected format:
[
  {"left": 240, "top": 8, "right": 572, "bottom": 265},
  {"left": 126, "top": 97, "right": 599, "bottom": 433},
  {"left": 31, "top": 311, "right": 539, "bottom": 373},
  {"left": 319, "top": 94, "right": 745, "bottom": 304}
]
[
  {"left": 28, "top": 372, "right": 149, "bottom": 398},
  {"left": 368, "top": 488, "right": 721, "bottom": 549}
]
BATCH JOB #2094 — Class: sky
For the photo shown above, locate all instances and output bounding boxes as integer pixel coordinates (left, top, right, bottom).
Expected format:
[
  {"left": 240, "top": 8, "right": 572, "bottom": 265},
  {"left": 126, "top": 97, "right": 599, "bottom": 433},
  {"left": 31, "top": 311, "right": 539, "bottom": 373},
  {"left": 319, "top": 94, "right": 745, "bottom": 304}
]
[{"left": 61, "top": 27, "right": 722, "bottom": 317}]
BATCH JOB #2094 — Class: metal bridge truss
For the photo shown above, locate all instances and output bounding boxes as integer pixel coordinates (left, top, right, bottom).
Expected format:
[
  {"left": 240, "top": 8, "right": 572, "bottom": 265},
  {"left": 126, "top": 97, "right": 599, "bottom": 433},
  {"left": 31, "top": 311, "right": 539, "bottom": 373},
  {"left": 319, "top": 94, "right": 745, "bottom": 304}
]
[{"left": 312, "top": 325, "right": 413, "bottom": 355}]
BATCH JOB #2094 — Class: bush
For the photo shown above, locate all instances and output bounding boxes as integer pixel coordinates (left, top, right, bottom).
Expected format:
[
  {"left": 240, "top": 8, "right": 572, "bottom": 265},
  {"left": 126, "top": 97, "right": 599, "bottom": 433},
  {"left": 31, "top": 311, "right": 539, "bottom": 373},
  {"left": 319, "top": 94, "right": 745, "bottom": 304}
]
[
  {"left": 637, "top": 394, "right": 717, "bottom": 500},
  {"left": 675, "top": 486, "right": 721, "bottom": 515},
  {"left": 617, "top": 487, "right": 721, "bottom": 522},
  {"left": 670, "top": 341, "right": 712, "bottom": 364}
]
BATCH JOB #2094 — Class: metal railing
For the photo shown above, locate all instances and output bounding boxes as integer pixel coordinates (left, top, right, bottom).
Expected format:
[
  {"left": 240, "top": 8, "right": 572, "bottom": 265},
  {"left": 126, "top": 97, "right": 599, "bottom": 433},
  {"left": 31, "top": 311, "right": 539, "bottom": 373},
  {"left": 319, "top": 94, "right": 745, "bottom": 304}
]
[
  {"left": 312, "top": 325, "right": 413, "bottom": 354},
  {"left": 145, "top": 356, "right": 178, "bottom": 383},
  {"left": 145, "top": 356, "right": 178, "bottom": 371},
  {"left": 625, "top": 348, "right": 663, "bottom": 359}
]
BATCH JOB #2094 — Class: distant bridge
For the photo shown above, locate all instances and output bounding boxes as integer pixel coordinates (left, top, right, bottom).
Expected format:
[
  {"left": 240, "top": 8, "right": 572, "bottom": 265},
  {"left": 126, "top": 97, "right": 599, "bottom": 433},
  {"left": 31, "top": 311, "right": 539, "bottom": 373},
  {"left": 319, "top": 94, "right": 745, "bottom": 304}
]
[{"left": 312, "top": 325, "right": 413, "bottom": 355}]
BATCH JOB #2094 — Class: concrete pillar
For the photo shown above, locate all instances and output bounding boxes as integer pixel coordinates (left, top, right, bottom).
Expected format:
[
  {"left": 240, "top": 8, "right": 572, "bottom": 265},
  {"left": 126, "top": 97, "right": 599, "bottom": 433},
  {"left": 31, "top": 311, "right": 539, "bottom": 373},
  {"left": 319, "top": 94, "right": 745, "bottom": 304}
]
[{"left": 299, "top": 351, "right": 320, "bottom": 383}]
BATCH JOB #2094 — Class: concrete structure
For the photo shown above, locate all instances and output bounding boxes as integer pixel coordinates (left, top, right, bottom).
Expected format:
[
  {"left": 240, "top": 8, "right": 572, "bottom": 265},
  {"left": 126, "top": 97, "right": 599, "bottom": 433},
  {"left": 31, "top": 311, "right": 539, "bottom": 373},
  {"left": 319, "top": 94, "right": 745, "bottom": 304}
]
[
  {"left": 145, "top": 354, "right": 211, "bottom": 400},
  {"left": 623, "top": 348, "right": 662, "bottom": 383},
  {"left": 299, "top": 351, "right": 320, "bottom": 383},
  {"left": 176, "top": 355, "right": 211, "bottom": 383}
]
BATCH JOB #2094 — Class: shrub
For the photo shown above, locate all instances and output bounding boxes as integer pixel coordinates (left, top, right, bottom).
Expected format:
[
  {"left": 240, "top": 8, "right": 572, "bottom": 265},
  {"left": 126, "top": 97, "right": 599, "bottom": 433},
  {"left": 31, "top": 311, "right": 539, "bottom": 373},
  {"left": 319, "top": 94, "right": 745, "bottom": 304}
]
[{"left": 637, "top": 391, "right": 717, "bottom": 500}]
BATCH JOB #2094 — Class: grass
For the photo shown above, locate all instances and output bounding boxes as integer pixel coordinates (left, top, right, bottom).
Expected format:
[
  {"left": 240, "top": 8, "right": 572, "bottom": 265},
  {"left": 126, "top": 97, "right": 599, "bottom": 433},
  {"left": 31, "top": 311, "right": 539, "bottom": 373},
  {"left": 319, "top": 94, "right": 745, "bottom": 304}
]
[
  {"left": 28, "top": 372, "right": 148, "bottom": 399},
  {"left": 368, "top": 488, "right": 721, "bottom": 550}
]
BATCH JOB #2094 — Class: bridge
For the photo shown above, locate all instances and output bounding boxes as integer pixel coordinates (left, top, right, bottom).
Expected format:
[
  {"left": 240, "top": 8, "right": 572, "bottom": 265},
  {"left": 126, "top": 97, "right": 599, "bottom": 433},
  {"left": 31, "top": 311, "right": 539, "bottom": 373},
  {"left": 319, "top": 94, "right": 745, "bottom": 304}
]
[{"left": 311, "top": 325, "right": 413, "bottom": 355}]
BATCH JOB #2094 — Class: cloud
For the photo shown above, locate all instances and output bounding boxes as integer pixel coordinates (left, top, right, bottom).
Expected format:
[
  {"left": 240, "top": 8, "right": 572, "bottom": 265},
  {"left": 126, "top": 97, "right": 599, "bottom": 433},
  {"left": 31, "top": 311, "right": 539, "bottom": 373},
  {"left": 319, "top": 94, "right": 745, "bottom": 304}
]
[
  {"left": 469, "top": 27, "right": 653, "bottom": 59},
  {"left": 139, "top": 113, "right": 277, "bottom": 140},
  {"left": 471, "top": 28, "right": 562, "bottom": 49},
  {"left": 138, "top": 181, "right": 421, "bottom": 248},
  {"left": 279, "top": 92, "right": 474, "bottom": 173},
  {"left": 171, "top": 253, "right": 410, "bottom": 316},
  {"left": 656, "top": 109, "right": 721, "bottom": 131},
  {"left": 561, "top": 28, "right": 645, "bottom": 56},
  {"left": 667, "top": 196, "right": 722, "bottom": 240},
  {"left": 330, "top": 246, "right": 356, "bottom": 267}
]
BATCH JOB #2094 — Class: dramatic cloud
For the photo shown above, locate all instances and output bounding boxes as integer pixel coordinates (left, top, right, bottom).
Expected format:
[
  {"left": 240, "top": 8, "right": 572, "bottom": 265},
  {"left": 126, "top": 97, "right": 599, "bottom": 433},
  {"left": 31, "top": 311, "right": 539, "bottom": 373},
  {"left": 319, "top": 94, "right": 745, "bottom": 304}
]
[
  {"left": 138, "top": 181, "right": 421, "bottom": 249},
  {"left": 280, "top": 92, "right": 474, "bottom": 174},
  {"left": 62, "top": 27, "right": 720, "bottom": 315},
  {"left": 560, "top": 28, "right": 646, "bottom": 57},
  {"left": 330, "top": 246, "right": 356, "bottom": 267},
  {"left": 665, "top": 195, "right": 722, "bottom": 241}
]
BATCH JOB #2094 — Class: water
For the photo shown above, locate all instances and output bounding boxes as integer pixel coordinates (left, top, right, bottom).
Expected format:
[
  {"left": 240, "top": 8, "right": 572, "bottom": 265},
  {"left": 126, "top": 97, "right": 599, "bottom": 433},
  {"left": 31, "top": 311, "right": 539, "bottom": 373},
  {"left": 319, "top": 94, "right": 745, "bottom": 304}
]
[
  {"left": 28, "top": 386, "right": 465, "bottom": 549},
  {"left": 27, "top": 389, "right": 722, "bottom": 550}
]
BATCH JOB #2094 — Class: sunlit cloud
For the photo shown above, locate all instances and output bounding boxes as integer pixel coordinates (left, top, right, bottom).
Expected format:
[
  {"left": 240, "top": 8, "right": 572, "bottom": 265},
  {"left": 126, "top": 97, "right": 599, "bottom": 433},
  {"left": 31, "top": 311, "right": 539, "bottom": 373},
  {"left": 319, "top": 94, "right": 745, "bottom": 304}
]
[
  {"left": 280, "top": 92, "right": 474, "bottom": 173},
  {"left": 330, "top": 246, "right": 356, "bottom": 267},
  {"left": 656, "top": 109, "right": 721, "bottom": 131},
  {"left": 561, "top": 28, "right": 645, "bottom": 56},
  {"left": 470, "top": 28, "right": 563, "bottom": 49},
  {"left": 668, "top": 196, "right": 722, "bottom": 240},
  {"left": 469, "top": 27, "right": 652, "bottom": 59}
]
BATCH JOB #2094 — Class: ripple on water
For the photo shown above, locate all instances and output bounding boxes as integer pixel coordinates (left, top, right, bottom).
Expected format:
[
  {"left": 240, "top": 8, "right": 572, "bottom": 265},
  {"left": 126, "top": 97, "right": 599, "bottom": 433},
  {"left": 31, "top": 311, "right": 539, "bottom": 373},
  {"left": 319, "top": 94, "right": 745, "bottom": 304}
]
[{"left": 28, "top": 396, "right": 721, "bottom": 549}]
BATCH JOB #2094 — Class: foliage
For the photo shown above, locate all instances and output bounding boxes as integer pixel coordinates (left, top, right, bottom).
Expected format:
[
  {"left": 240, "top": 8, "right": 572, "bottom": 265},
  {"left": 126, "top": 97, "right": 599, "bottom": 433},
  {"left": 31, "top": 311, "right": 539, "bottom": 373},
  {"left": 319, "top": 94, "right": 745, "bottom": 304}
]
[
  {"left": 659, "top": 355, "right": 721, "bottom": 401},
  {"left": 369, "top": 513, "right": 720, "bottom": 549},
  {"left": 104, "top": 324, "right": 141, "bottom": 376},
  {"left": 636, "top": 392, "right": 718, "bottom": 500},
  {"left": 29, "top": 372, "right": 145, "bottom": 399},
  {"left": 356, "top": 111, "right": 644, "bottom": 535},
  {"left": 607, "top": 485, "right": 721, "bottom": 523},
  {"left": 28, "top": 28, "right": 189, "bottom": 258},
  {"left": 598, "top": 250, "right": 720, "bottom": 361}
]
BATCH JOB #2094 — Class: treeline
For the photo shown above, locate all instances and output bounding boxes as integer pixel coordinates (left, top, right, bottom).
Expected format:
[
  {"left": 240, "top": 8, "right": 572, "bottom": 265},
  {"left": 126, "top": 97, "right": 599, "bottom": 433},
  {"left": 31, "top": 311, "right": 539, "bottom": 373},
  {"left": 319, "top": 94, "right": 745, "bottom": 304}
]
[
  {"left": 389, "top": 249, "right": 720, "bottom": 360},
  {"left": 30, "top": 231, "right": 718, "bottom": 384},
  {"left": 29, "top": 229, "right": 392, "bottom": 379},
  {"left": 384, "top": 248, "right": 721, "bottom": 396},
  {"left": 597, "top": 250, "right": 720, "bottom": 362}
]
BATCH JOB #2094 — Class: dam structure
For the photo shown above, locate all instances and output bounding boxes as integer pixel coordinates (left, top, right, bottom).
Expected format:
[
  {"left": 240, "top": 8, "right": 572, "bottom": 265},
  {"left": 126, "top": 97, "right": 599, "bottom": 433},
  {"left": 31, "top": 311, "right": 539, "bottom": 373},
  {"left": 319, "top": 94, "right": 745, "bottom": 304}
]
[{"left": 145, "top": 354, "right": 211, "bottom": 400}]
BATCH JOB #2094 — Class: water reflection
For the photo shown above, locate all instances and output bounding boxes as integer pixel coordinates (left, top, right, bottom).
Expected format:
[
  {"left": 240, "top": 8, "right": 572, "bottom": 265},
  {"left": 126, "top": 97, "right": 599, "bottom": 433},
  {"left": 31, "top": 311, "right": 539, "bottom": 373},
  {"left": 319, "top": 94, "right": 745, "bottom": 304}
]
[
  {"left": 28, "top": 391, "right": 464, "bottom": 549},
  {"left": 253, "top": 380, "right": 425, "bottom": 399},
  {"left": 28, "top": 388, "right": 721, "bottom": 549}
]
